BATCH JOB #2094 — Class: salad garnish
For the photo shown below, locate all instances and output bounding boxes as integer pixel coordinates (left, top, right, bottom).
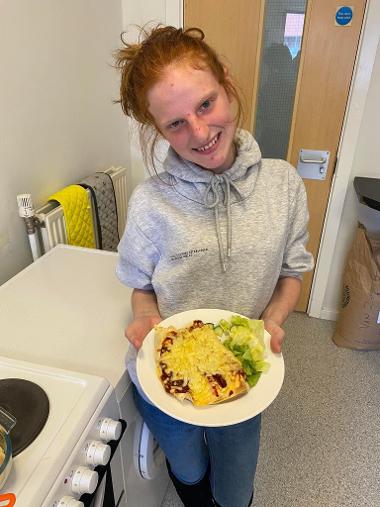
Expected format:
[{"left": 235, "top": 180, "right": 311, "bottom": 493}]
[{"left": 212, "top": 315, "right": 270, "bottom": 387}]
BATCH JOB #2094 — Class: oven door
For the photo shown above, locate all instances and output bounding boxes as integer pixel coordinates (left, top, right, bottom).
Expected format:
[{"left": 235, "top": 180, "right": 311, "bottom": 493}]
[{"left": 80, "top": 420, "right": 126, "bottom": 507}]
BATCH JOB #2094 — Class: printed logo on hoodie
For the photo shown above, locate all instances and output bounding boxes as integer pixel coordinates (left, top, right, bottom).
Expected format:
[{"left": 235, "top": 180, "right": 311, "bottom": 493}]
[{"left": 170, "top": 248, "right": 209, "bottom": 262}]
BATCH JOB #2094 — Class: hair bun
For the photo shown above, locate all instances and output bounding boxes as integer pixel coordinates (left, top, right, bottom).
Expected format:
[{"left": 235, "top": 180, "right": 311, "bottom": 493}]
[{"left": 183, "top": 27, "right": 205, "bottom": 40}]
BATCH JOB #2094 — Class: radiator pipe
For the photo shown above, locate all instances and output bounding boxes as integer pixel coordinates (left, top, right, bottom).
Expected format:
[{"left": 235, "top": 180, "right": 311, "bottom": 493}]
[{"left": 16, "top": 194, "right": 42, "bottom": 261}]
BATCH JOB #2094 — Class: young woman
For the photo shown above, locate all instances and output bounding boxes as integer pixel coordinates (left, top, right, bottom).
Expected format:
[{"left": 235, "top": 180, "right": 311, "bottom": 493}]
[{"left": 114, "top": 26, "right": 313, "bottom": 507}]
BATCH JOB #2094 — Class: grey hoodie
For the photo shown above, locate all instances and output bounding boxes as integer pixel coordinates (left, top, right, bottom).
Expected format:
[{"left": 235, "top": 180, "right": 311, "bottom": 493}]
[
  {"left": 117, "top": 129, "right": 313, "bottom": 394},
  {"left": 117, "top": 129, "right": 313, "bottom": 318}
]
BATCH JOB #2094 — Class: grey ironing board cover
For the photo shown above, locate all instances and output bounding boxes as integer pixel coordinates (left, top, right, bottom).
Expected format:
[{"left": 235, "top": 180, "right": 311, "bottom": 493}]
[{"left": 80, "top": 172, "right": 119, "bottom": 251}]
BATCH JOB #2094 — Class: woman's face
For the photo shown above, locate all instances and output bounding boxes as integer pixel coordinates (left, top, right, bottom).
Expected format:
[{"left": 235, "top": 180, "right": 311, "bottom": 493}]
[{"left": 147, "top": 63, "right": 237, "bottom": 173}]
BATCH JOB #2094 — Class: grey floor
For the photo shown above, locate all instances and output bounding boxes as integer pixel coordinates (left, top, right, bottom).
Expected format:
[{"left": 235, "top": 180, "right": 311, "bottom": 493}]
[{"left": 161, "top": 312, "right": 380, "bottom": 507}]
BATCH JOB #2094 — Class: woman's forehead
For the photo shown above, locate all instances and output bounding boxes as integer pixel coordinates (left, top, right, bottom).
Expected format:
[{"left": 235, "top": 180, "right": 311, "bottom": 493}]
[
  {"left": 147, "top": 64, "right": 219, "bottom": 120},
  {"left": 159, "top": 62, "right": 217, "bottom": 92}
]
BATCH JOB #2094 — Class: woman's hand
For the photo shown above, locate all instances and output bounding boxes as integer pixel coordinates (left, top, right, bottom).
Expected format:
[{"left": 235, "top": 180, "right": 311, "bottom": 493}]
[
  {"left": 264, "top": 318, "right": 285, "bottom": 354},
  {"left": 126, "top": 288, "right": 161, "bottom": 349},
  {"left": 125, "top": 314, "right": 162, "bottom": 349},
  {"left": 260, "top": 277, "right": 301, "bottom": 354}
]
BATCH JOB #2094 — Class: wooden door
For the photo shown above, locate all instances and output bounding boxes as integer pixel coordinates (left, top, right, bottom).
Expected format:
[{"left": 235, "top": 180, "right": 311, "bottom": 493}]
[
  {"left": 184, "top": 0, "right": 263, "bottom": 130},
  {"left": 184, "top": 0, "right": 367, "bottom": 311}
]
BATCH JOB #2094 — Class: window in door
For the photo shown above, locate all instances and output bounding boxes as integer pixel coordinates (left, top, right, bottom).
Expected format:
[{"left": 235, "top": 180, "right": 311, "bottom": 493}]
[{"left": 254, "top": 1, "right": 307, "bottom": 160}]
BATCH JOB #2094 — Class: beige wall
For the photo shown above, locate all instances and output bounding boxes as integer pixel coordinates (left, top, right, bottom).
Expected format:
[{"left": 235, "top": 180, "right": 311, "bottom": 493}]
[{"left": 0, "top": 0, "right": 130, "bottom": 284}]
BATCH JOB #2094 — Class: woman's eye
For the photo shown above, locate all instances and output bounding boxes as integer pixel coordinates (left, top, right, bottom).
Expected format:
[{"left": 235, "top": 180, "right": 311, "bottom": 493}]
[
  {"left": 199, "top": 99, "right": 211, "bottom": 112},
  {"left": 168, "top": 120, "right": 184, "bottom": 130}
]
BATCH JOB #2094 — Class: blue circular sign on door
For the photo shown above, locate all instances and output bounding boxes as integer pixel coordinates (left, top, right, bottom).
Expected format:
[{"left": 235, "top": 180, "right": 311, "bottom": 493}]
[{"left": 336, "top": 6, "right": 353, "bottom": 26}]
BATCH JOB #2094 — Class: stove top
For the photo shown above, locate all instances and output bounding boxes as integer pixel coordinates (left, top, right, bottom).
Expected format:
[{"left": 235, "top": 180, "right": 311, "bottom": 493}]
[
  {"left": 0, "top": 355, "right": 110, "bottom": 502},
  {"left": 0, "top": 378, "right": 49, "bottom": 456}
]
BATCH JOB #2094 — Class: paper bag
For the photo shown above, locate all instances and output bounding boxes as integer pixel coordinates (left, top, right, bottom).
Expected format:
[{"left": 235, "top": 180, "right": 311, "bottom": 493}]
[{"left": 333, "top": 224, "right": 380, "bottom": 349}]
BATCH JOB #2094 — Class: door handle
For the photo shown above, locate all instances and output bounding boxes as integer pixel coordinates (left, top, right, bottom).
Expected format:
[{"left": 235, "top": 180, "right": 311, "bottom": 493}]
[
  {"left": 297, "top": 149, "right": 330, "bottom": 180},
  {"left": 300, "top": 155, "right": 327, "bottom": 164}
]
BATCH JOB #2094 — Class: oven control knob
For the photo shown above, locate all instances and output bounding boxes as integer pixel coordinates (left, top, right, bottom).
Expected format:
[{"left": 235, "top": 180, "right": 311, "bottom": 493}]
[
  {"left": 85, "top": 440, "right": 111, "bottom": 466},
  {"left": 71, "top": 466, "right": 98, "bottom": 495},
  {"left": 98, "top": 417, "right": 122, "bottom": 441},
  {"left": 57, "top": 496, "right": 84, "bottom": 507}
]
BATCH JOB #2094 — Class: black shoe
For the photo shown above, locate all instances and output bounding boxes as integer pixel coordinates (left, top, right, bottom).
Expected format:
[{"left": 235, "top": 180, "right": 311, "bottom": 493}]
[
  {"left": 166, "top": 459, "right": 214, "bottom": 507},
  {"left": 166, "top": 459, "right": 254, "bottom": 507}
]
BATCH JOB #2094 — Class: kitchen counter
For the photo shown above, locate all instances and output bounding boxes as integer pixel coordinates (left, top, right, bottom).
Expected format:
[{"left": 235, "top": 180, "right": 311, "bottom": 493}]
[{"left": 0, "top": 245, "right": 133, "bottom": 401}]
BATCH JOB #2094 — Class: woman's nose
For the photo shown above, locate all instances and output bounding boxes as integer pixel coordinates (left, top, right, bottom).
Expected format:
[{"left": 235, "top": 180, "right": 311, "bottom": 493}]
[{"left": 189, "top": 118, "right": 209, "bottom": 142}]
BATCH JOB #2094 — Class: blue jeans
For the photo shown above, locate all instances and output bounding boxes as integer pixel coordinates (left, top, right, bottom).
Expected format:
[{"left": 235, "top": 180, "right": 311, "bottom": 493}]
[{"left": 133, "top": 386, "right": 261, "bottom": 507}]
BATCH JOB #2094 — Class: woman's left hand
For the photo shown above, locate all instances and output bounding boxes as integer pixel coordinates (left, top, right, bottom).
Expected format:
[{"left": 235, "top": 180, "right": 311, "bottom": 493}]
[{"left": 264, "top": 318, "right": 285, "bottom": 353}]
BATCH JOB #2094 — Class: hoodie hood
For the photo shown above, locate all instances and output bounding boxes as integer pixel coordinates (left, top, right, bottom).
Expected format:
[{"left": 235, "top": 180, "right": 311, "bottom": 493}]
[
  {"left": 162, "top": 129, "right": 262, "bottom": 272},
  {"left": 162, "top": 129, "right": 262, "bottom": 204}
]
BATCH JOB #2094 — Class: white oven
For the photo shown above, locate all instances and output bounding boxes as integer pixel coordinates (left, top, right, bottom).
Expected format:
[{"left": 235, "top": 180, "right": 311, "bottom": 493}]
[
  {"left": 0, "top": 355, "right": 167, "bottom": 507},
  {"left": 0, "top": 246, "right": 169, "bottom": 507},
  {"left": 0, "top": 356, "right": 123, "bottom": 507}
]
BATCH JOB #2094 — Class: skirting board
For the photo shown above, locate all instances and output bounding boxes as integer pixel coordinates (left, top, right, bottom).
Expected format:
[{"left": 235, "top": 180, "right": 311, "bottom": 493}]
[{"left": 319, "top": 308, "right": 339, "bottom": 322}]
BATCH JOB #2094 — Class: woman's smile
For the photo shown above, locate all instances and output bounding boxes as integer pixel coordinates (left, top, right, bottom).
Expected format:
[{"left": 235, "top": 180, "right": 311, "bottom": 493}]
[{"left": 193, "top": 132, "right": 221, "bottom": 153}]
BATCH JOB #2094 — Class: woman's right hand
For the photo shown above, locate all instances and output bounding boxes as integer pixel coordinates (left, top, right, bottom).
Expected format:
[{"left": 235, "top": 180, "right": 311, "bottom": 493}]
[{"left": 125, "top": 314, "right": 162, "bottom": 349}]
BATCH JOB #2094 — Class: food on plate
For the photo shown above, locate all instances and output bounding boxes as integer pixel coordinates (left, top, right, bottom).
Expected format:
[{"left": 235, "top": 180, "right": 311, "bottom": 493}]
[
  {"left": 155, "top": 320, "right": 249, "bottom": 406},
  {"left": 213, "top": 315, "right": 270, "bottom": 387}
]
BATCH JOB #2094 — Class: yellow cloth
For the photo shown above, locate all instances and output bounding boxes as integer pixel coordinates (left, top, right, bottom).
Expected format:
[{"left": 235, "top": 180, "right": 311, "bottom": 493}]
[{"left": 49, "top": 185, "right": 96, "bottom": 248}]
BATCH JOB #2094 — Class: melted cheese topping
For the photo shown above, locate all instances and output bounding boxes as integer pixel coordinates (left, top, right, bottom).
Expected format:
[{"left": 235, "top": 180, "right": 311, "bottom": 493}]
[{"left": 156, "top": 323, "right": 248, "bottom": 406}]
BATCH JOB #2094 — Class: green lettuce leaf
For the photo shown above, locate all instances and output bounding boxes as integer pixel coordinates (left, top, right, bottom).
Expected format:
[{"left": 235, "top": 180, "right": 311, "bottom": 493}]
[{"left": 215, "top": 315, "right": 270, "bottom": 388}]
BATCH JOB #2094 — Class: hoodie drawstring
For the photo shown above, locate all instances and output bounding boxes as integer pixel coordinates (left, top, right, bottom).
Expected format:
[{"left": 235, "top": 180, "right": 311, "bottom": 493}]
[{"left": 204, "top": 174, "right": 240, "bottom": 272}]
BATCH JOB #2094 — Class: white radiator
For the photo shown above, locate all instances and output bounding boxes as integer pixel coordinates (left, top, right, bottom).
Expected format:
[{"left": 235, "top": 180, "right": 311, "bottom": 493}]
[{"left": 35, "top": 167, "right": 127, "bottom": 253}]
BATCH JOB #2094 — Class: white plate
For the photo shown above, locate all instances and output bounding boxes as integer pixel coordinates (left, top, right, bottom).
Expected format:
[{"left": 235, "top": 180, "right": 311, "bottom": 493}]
[{"left": 136, "top": 309, "right": 285, "bottom": 427}]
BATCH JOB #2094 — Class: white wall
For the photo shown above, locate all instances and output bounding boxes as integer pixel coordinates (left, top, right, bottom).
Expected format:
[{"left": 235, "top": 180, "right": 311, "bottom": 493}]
[
  {"left": 120, "top": 0, "right": 182, "bottom": 191},
  {"left": 120, "top": 0, "right": 168, "bottom": 193},
  {"left": 0, "top": 0, "right": 129, "bottom": 284}
]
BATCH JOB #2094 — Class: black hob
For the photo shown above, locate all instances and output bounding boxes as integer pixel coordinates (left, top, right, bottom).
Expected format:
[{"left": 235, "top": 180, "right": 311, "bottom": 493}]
[{"left": 0, "top": 378, "right": 49, "bottom": 456}]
